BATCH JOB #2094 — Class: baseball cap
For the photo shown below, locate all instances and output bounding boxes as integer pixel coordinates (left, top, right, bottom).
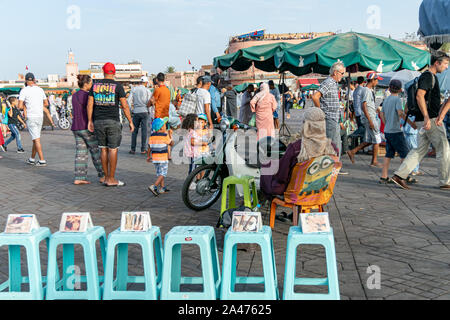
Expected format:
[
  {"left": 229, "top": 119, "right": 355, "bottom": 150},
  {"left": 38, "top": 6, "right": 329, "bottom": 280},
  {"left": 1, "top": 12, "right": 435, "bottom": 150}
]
[
  {"left": 140, "top": 76, "right": 149, "bottom": 83},
  {"left": 152, "top": 117, "right": 169, "bottom": 132},
  {"left": 366, "top": 72, "right": 383, "bottom": 81},
  {"left": 389, "top": 79, "right": 402, "bottom": 91},
  {"left": 202, "top": 76, "right": 212, "bottom": 83},
  {"left": 102, "top": 62, "right": 116, "bottom": 75},
  {"left": 198, "top": 114, "right": 208, "bottom": 121},
  {"left": 25, "top": 73, "right": 35, "bottom": 81}
]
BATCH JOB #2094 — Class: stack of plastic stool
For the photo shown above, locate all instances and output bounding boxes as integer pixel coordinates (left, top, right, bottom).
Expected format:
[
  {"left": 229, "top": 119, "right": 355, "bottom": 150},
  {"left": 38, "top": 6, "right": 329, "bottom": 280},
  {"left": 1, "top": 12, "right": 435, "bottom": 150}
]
[
  {"left": 221, "top": 176, "right": 259, "bottom": 214},
  {"left": 160, "top": 226, "right": 220, "bottom": 300},
  {"left": 46, "top": 226, "right": 107, "bottom": 300},
  {"left": 283, "top": 226, "right": 340, "bottom": 300},
  {"left": 220, "top": 226, "right": 279, "bottom": 300},
  {"left": 103, "top": 227, "right": 163, "bottom": 300},
  {"left": 0, "top": 228, "right": 51, "bottom": 300}
]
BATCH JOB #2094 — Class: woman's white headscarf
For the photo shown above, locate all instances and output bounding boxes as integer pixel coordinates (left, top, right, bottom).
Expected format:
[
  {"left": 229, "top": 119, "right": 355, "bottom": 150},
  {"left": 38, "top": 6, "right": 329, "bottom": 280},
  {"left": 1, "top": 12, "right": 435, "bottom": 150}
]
[
  {"left": 297, "top": 107, "right": 337, "bottom": 163},
  {"left": 252, "top": 82, "right": 270, "bottom": 104}
]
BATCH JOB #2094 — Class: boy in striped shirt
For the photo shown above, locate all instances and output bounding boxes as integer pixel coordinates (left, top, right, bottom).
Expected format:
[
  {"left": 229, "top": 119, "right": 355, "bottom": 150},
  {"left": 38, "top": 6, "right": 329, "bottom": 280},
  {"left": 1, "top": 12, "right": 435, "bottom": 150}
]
[{"left": 148, "top": 117, "right": 174, "bottom": 196}]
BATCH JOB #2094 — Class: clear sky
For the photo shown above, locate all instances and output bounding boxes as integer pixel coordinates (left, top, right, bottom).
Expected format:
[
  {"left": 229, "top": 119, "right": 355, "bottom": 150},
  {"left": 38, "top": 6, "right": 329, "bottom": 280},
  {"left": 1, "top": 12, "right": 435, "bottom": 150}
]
[{"left": 0, "top": 0, "right": 423, "bottom": 80}]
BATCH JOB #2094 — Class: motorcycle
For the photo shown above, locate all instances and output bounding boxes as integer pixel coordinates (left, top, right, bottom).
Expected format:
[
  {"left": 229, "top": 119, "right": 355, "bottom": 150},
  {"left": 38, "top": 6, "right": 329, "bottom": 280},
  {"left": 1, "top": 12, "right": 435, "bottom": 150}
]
[
  {"left": 182, "top": 117, "right": 286, "bottom": 211},
  {"left": 56, "top": 104, "right": 72, "bottom": 130}
]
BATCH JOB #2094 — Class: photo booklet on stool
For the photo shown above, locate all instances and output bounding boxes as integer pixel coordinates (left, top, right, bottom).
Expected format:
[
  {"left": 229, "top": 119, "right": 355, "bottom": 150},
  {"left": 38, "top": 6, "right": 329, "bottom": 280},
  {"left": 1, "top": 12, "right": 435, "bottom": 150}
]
[
  {"left": 231, "top": 212, "right": 263, "bottom": 233},
  {"left": 59, "top": 212, "right": 93, "bottom": 233},
  {"left": 4, "top": 214, "right": 40, "bottom": 234},
  {"left": 120, "top": 212, "right": 152, "bottom": 232},
  {"left": 300, "top": 212, "right": 331, "bottom": 234}
]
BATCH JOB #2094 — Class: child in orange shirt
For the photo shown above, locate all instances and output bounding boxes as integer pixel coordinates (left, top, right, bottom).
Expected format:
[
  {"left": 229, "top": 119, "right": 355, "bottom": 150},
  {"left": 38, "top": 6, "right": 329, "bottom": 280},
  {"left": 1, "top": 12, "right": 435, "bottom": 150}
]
[{"left": 148, "top": 117, "right": 174, "bottom": 196}]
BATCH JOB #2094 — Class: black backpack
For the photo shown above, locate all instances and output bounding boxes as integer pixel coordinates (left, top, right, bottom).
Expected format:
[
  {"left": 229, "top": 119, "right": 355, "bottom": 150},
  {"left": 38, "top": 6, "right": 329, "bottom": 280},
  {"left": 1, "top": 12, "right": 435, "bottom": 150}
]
[
  {"left": 405, "top": 71, "right": 436, "bottom": 120},
  {"left": 217, "top": 206, "right": 252, "bottom": 229}
]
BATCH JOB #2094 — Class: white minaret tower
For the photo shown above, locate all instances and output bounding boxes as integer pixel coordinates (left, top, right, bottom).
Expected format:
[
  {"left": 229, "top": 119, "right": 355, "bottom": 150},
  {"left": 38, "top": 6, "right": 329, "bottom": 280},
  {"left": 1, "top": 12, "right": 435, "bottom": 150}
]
[{"left": 66, "top": 49, "right": 79, "bottom": 88}]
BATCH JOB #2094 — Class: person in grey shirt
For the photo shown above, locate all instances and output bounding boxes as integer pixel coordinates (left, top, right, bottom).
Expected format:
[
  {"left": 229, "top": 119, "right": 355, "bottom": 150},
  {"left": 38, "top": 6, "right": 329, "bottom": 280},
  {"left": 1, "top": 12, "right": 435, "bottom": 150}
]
[
  {"left": 128, "top": 76, "right": 152, "bottom": 154},
  {"left": 347, "top": 72, "right": 383, "bottom": 167},
  {"left": 222, "top": 85, "right": 238, "bottom": 119},
  {"left": 352, "top": 76, "right": 366, "bottom": 132},
  {"left": 239, "top": 84, "right": 255, "bottom": 124}
]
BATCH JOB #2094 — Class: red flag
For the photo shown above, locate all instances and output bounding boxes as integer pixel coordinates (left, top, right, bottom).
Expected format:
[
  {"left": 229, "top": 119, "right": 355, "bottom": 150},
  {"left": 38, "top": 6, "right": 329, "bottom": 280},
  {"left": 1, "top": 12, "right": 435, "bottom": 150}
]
[
  {"left": 188, "top": 59, "right": 191, "bottom": 65},
  {"left": 254, "top": 31, "right": 258, "bottom": 36},
  {"left": 26, "top": 66, "right": 28, "bottom": 70}
]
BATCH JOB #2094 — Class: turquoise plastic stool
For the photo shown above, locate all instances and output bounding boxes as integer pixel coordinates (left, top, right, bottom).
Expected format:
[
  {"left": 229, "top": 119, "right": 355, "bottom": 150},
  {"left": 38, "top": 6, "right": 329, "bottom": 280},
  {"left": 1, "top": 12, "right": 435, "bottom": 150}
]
[
  {"left": 160, "top": 226, "right": 220, "bottom": 300},
  {"left": 220, "top": 226, "right": 279, "bottom": 300},
  {"left": 103, "top": 227, "right": 163, "bottom": 300},
  {"left": 0, "top": 228, "right": 51, "bottom": 300},
  {"left": 283, "top": 227, "right": 340, "bottom": 300},
  {"left": 221, "top": 176, "right": 259, "bottom": 214},
  {"left": 46, "top": 226, "right": 107, "bottom": 300}
]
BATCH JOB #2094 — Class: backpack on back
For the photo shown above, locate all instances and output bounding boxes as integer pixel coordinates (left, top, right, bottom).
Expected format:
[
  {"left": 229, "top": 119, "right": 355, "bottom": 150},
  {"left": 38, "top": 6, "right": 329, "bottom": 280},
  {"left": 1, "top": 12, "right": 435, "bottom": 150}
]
[
  {"left": 405, "top": 71, "right": 436, "bottom": 121},
  {"left": 178, "top": 89, "right": 199, "bottom": 118}
]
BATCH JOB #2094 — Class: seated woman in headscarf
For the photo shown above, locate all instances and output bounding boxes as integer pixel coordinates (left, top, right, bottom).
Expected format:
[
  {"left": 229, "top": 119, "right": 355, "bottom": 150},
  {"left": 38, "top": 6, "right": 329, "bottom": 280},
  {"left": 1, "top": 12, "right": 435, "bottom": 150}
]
[{"left": 260, "top": 107, "right": 339, "bottom": 200}]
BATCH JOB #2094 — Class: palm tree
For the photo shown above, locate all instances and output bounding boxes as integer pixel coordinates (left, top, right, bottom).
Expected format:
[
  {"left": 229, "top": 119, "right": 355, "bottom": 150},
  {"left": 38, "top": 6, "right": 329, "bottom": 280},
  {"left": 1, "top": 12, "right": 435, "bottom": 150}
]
[{"left": 165, "top": 66, "right": 176, "bottom": 74}]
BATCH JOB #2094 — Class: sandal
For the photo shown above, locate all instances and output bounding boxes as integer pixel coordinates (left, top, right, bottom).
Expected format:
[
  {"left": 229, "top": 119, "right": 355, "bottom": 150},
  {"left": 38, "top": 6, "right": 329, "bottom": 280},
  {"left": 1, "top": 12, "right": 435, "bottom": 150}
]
[
  {"left": 106, "top": 181, "right": 126, "bottom": 187},
  {"left": 406, "top": 176, "right": 417, "bottom": 185}
]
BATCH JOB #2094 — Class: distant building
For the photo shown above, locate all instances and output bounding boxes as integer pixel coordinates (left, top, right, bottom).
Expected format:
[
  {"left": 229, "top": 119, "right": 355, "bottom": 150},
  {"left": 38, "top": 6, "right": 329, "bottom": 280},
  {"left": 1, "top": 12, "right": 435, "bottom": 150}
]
[
  {"left": 88, "top": 62, "right": 148, "bottom": 85},
  {"left": 166, "top": 71, "right": 200, "bottom": 89}
]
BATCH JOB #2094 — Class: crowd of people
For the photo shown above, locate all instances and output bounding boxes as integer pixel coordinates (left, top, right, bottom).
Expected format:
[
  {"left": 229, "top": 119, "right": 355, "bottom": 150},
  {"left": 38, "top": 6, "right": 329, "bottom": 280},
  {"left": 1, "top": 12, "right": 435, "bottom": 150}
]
[{"left": 1, "top": 54, "right": 449, "bottom": 194}]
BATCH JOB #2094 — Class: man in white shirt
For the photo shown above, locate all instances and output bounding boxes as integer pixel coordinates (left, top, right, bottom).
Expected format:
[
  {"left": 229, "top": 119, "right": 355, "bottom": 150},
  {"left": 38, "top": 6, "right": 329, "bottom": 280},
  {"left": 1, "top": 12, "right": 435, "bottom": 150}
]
[
  {"left": 128, "top": 76, "right": 152, "bottom": 154},
  {"left": 195, "top": 75, "right": 213, "bottom": 129},
  {"left": 18, "top": 73, "right": 54, "bottom": 166}
]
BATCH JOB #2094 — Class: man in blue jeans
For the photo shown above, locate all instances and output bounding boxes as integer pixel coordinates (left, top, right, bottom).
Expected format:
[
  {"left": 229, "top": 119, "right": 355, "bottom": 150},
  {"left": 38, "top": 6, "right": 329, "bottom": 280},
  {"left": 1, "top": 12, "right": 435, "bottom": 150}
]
[{"left": 128, "top": 76, "right": 151, "bottom": 154}]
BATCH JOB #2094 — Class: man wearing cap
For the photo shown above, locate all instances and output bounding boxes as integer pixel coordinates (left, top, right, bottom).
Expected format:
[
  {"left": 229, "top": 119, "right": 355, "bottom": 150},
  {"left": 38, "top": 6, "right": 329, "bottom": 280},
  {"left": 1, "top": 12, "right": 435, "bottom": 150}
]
[
  {"left": 195, "top": 75, "right": 214, "bottom": 129},
  {"left": 128, "top": 76, "right": 152, "bottom": 155},
  {"left": 346, "top": 72, "right": 383, "bottom": 167},
  {"left": 18, "top": 73, "right": 55, "bottom": 166},
  {"left": 87, "top": 62, "right": 135, "bottom": 187}
]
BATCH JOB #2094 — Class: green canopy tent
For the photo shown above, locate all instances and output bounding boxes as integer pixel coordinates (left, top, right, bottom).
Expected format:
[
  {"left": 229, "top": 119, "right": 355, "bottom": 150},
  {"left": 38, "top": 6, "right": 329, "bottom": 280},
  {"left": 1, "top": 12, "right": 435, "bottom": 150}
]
[
  {"left": 273, "top": 32, "right": 431, "bottom": 125},
  {"left": 233, "top": 82, "right": 260, "bottom": 93},
  {"left": 275, "top": 32, "right": 431, "bottom": 76},
  {"left": 214, "top": 42, "right": 295, "bottom": 73},
  {"left": 214, "top": 32, "right": 431, "bottom": 135},
  {"left": 0, "top": 87, "right": 22, "bottom": 96}
]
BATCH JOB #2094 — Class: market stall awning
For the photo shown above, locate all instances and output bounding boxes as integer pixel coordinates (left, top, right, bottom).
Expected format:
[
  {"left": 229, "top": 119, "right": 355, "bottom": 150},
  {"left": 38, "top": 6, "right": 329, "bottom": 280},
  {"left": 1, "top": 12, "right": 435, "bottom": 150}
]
[
  {"left": 297, "top": 78, "right": 319, "bottom": 87},
  {"left": 418, "top": 0, "right": 450, "bottom": 50},
  {"left": 275, "top": 32, "right": 431, "bottom": 76},
  {"left": 214, "top": 42, "right": 295, "bottom": 73}
]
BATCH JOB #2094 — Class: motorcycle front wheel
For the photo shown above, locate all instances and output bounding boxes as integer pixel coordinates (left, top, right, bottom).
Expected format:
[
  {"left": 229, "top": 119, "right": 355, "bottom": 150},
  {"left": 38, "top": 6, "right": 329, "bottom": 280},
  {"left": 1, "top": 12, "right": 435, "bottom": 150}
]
[
  {"left": 182, "top": 164, "right": 226, "bottom": 211},
  {"left": 58, "top": 118, "right": 71, "bottom": 130}
]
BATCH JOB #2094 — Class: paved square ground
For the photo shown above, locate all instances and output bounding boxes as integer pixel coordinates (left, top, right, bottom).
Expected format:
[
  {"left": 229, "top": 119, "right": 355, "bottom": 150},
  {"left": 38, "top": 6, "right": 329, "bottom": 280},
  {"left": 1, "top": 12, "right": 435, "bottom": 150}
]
[{"left": 1, "top": 109, "right": 449, "bottom": 300}]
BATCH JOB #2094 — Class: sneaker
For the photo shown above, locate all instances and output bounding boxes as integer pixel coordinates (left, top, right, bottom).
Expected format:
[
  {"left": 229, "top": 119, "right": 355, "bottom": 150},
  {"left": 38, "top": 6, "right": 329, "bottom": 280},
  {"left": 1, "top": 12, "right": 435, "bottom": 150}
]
[
  {"left": 148, "top": 185, "right": 159, "bottom": 197},
  {"left": 17, "top": 149, "right": 25, "bottom": 154},
  {"left": 35, "top": 160, "right": 47, "bottom": 167},
  {"left": 159, "top": 187, "right": 170, "bottom": 194},
  {"left": 189, "top": 182, "right": 197, "bottom": 191},
  {"left": 391, "top": 175, "right": 410, "bottom": 190},
  {"left": 26, "top": 158, "right": 36, "bottom": 165},
  {"left": 1, "top": 145, "right": 6, "bottom": 152}
]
